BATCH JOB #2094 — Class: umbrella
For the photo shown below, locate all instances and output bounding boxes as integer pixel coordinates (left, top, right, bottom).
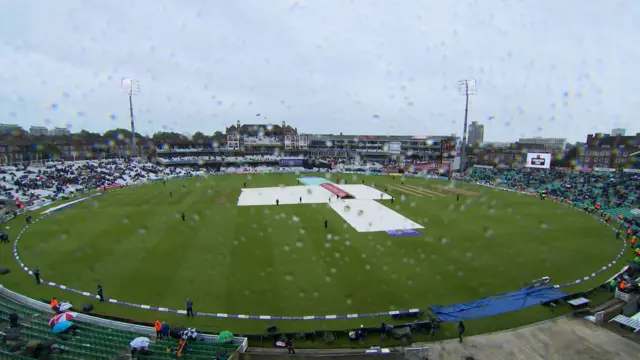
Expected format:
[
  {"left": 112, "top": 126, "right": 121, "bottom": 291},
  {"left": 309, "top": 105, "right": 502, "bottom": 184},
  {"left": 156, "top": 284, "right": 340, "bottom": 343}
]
[
  {"left": 130, "top": 337, "right": 151, "bottom": 349},
  {"left": 217, "top": 331, "right": 233, "bottom": 343},
  {"left": 52, "top": 321, "right": 73, "bottom": 334},
  {"left": 49, "top": 312, "right": 78, "bottom": 327}
]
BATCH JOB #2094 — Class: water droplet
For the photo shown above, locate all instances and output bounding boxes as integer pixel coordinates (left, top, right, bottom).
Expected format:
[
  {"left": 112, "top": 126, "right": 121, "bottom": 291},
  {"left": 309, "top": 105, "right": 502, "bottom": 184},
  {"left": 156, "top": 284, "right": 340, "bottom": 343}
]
[{"left": 484, "top": 228, "right": 494, "bottom": 237}]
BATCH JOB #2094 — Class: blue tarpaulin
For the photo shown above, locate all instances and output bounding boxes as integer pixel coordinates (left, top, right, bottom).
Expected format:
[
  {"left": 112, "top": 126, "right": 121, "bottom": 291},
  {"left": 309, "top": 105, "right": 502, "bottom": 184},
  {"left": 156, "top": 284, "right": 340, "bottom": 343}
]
[{"left": 430, "top": 286, "right": 567, "bottom": 322}]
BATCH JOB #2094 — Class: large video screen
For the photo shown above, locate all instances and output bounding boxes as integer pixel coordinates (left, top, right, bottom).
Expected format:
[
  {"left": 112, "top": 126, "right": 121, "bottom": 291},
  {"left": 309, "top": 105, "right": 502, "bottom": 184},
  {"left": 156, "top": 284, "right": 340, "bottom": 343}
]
[{"left": 526, "top": 153, "right": 551, "bottom": 169}]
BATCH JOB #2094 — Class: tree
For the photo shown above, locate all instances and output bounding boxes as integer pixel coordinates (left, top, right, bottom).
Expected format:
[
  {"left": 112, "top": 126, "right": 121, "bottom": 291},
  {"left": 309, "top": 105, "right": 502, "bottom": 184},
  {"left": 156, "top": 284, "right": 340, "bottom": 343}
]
[
  {"left": 212, "top": 131, "right": 225, "bottom": 140},
  {"left": 192, "top": 131, "right": 209, "bottom": 141},
  {"left": 103, "top": 128, "right": 144, "bottom": 140},
  {"left": 152, "top": 131, "right": 183, "bottom": 140},
  {"left": 565, "top": 146, "right": 578, "bottom": 162},
  {"left": 75, "top": 129, "right": 101, "bottom": 137}
]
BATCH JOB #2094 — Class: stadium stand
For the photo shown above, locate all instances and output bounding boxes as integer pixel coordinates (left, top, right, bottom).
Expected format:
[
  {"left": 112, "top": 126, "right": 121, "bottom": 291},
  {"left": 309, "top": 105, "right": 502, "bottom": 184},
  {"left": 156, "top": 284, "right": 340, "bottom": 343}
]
[
  {"left": 468, "top": 167, "right": 640, "bottom": 235},
  {"left": 0, "top": 290, "right": 241, "bottom": 359},
  {"left": 1, "top": 158, "right": 639, "bottom": 354}
]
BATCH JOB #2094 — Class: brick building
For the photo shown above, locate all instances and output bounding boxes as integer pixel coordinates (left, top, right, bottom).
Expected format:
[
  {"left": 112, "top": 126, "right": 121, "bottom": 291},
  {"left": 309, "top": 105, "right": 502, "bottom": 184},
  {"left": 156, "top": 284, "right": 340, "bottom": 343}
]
[{"left": 577, "top": 133, "right": 640, "bottom": 169}]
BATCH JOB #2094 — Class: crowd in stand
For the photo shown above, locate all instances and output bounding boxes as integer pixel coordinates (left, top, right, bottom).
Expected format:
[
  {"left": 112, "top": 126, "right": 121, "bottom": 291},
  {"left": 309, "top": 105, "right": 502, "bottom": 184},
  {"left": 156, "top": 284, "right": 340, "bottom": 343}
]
[
  {"left": 0, "top": 159, "right": 177, "bottom": 206},
  {"left": 469, "top": 167, "right": 640, "bottom": 234}
]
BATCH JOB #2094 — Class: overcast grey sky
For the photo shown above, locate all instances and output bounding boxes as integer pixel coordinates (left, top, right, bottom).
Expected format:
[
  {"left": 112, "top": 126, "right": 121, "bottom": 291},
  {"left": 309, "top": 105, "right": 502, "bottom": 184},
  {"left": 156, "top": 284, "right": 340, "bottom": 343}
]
[{"left": 0, "top": 0, "right": 638, "bottom": 142}]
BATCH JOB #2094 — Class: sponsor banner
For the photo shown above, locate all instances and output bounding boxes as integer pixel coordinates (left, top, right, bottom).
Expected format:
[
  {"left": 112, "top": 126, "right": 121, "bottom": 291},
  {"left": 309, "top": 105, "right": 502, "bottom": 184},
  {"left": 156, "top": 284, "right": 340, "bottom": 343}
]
[
  {"left": 526, "top": 153, "right": 551, "bottom": 169},
  {"left": 41, "top": 193, "right": 102, "bottom": 215},
  {"left": 388, "top": 173, "right": 403, "bottom": 176},
  {"left": 101, "top": 184, "right": 121, "bottom": 191},
  {"left": 593, "top": 167, "right": 616, "bottom": 172},
  {"left": 280, "top": 158, "right": 303, "bottom": 167},
  {"left": 237, "top": 171, "right": 260, "bottom": 174},
  {"left": 623, "top": 169, "right": 640, "bottom": 174},
  {"left": 473, "top": 165, "right": 494, "bottom": 169},
  {"left": 386, "top": 229, "right": 421, "bottom": 237},
  {"left": 413, "top": 162, "right": 450, "bottom": 171}
]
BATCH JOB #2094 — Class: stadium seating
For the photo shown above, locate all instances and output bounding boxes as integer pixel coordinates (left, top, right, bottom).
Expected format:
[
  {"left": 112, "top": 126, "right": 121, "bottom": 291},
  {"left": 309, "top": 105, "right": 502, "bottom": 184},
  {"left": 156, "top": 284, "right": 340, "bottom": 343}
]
[
  {"left": 468, "top": 167, "right": 640, "bottom": 234},
  {"left": 0, "top": 292, "right": 238, "bottom": 359}
]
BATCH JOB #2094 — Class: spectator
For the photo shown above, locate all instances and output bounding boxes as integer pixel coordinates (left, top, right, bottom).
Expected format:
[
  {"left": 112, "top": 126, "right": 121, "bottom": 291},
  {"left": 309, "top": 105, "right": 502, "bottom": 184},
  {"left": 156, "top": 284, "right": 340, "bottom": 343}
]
[
  {"left": 186, "top": 298, "right": 194, "bottom": 317},
  {"left": 33, "top": 266, "right": 40, "bottom": 284}
]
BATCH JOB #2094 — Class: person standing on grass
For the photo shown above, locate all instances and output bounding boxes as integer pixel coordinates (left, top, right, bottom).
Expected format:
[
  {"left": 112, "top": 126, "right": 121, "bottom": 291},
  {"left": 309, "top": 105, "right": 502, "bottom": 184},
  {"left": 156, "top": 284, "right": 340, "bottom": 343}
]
[
  {"left": 181, "top": 212, "right": 186, "bottom": 222},
  {"left": 456, "top": 194, "right": 460, "bottom": 202},
  {"left": 276, "top": 199, "right": 280, "bottom": 206},
  {"left": 457, "top": 321, "right": 465, "bottom": 342},
  {"left": 97, "top": 285, "right": 104, "bottom": 302},
  {"left": 299, "top": 196, "right": 302, "bottom": 203},
  {"left": 286, "top": 339, "right": 295, "bottom": 354},
  {"left": 33, "top": 267, "right": 40, "bottom": 284},
  {"left": 324, "top": 219, "right": 328, "bottom": 231},
  {"left": 170, "top": 191, "right": 173, "bottom": 198},
  {"left": 186, "top": 298, "right": 194, "bottom": 317},
  {"left": 25, "top": 215, "right": 32, "bottom": 224}
]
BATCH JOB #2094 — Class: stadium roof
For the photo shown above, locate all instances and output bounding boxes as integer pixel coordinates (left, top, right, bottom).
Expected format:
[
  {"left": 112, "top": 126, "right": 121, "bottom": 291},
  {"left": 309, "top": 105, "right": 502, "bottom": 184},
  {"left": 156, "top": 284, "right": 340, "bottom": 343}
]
[{"left": 303, "top": 134, "right": 455, "bottom": 141}]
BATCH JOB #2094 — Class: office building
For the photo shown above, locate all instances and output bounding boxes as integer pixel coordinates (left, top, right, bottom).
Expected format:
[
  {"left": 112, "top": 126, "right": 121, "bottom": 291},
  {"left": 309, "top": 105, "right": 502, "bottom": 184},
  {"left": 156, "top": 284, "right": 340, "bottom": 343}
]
[
  {"left": 50, "top": 127, "right": 71, "bottom": 136},
  {"left": 518, "top": 137, "right": 566, "bottom": 152},
  {"left": 29, "top": 126, "right": 50, "bottom": 136},
  {"left": 468, "top": 121, "right": 484, "bottom": 147}
]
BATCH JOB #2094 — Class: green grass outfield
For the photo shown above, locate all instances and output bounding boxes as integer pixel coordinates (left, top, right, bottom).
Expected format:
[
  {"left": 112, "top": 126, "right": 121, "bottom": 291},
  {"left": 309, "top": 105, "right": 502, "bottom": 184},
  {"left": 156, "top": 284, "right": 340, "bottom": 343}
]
[{"left": 0, "top": 173, "right": 631, "bottom": 345}]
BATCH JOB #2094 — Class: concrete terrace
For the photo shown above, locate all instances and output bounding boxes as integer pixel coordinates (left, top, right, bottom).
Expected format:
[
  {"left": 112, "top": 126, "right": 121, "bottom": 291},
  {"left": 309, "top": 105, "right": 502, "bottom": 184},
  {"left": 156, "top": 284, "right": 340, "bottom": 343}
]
[
  {"left": 414, "top": 317, "right": 640, "bottom": 360},
  {"left": 240, "top": 317, "right": 640, "bottom": 360}
]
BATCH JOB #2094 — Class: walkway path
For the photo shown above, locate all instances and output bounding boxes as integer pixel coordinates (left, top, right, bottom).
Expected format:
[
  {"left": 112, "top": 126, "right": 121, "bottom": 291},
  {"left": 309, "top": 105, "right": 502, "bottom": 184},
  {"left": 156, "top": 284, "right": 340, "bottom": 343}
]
[{"left": 413, "top": 317, "right": 640, "bottom": 360}]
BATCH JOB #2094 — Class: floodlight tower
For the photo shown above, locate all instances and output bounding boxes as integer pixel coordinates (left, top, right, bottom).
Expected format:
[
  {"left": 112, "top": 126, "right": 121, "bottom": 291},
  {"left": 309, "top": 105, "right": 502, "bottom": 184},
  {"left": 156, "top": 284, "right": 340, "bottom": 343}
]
[
  {"left": 458, "top": 78, "right": 476, "bottom": 174},
  {"left": 121, "top": 78, "right": 141, "bottom": 157}
]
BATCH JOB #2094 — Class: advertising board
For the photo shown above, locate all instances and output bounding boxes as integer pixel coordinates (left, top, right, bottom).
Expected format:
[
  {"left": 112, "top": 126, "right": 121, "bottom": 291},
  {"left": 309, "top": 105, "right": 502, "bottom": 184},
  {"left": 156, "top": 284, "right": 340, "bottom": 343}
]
[{"left": 280, "top": 158, "right": 303, "bottom": 167}]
